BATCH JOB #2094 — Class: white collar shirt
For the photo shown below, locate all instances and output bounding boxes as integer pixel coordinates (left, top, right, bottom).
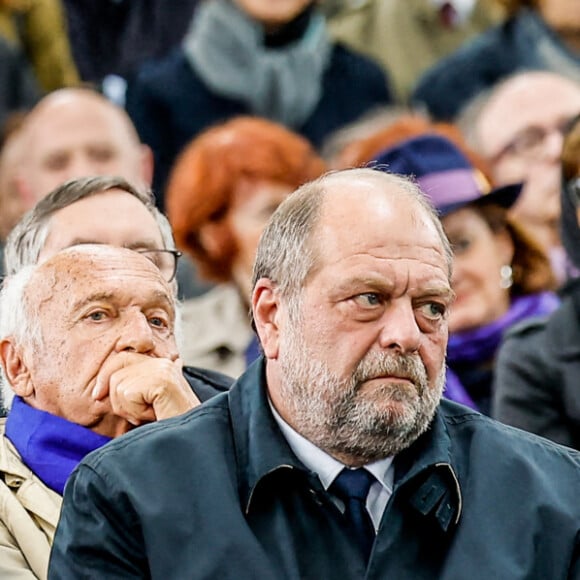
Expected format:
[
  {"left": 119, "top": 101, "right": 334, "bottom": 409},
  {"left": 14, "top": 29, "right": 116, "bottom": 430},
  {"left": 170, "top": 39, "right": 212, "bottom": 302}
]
[{"left": 269, "top": 400, "right": 395, "bottom": 532}]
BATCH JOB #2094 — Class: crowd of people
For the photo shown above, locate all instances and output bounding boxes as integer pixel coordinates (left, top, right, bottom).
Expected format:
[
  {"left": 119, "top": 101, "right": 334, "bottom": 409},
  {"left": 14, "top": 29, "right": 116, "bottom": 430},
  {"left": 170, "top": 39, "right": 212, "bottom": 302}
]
[{"left": 0, "top": 0, "right": 579, "bottom": 578}]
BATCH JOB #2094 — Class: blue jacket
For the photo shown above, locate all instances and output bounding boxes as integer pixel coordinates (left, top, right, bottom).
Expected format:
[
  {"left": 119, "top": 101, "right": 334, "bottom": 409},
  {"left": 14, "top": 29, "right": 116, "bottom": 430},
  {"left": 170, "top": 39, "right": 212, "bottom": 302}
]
[
  {"left": 49, "top": 359, "right": 580, "bottom": 579},
  {"left": 412, "top": 8, "right": 580, "bottom": 121},
  {"left": 125, "top": 45, "right": 391, "bottom": 208}
]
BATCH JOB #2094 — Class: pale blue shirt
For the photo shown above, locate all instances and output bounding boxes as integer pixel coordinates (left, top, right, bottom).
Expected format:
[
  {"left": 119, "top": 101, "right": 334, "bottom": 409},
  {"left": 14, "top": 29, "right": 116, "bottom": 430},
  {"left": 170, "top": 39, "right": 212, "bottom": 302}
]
[{"left": 269, "top": 401, "right": 394, "bottom": 532}]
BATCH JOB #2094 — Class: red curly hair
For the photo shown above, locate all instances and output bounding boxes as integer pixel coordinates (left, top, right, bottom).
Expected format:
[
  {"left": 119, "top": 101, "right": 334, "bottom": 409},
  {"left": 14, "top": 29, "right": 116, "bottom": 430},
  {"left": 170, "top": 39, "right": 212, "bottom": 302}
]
[{"left": 166, "top": 116, "right": 327, "bottom": 282}]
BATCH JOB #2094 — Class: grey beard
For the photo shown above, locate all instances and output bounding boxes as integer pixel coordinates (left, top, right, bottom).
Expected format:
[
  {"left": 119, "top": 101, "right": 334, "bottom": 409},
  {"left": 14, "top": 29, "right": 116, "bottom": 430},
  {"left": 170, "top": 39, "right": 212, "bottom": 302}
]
[{"left": 278, "top": 331, "right": 445, "bottom": 463}]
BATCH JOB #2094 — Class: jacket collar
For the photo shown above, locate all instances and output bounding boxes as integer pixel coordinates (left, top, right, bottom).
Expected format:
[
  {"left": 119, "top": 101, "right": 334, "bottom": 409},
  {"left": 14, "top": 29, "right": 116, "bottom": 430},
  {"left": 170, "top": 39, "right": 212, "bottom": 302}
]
[
  {"left": 228, "top": 359, "right": 308, "bottom": 515},
  {"left": 228, "top": 358, "right": 462, "bottom": 533},
  {"left": 546, "top": 296, "right": 580, "bottom": 360},
  {"left": 392, "top": 399, "right": 463, "bottom": 532},
  {"left": 0, "top": 421, "right": 62, "bottom": 525}
]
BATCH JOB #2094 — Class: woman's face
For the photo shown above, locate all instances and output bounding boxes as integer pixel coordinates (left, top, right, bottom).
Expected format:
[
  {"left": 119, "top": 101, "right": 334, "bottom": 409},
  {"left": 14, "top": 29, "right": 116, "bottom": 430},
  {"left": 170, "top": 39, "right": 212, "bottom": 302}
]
[
  {"left": 232, "top": 0, "right": 313, "bottom": 28},
  {"left": 227, "top": 178, "right": 293, "bottom": 299},
  {"left": 443, "top": 206, "right": 514, "bottom": 334},
  {"left": 539, "top": 0, "right": 580, "bottom": 35}
]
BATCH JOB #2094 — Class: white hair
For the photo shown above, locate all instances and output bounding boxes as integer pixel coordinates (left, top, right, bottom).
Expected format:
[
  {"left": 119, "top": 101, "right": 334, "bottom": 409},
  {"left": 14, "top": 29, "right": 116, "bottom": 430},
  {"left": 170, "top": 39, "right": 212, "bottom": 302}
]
[{"left": 0, "top": 266, "right": 41, "bottom": 409}]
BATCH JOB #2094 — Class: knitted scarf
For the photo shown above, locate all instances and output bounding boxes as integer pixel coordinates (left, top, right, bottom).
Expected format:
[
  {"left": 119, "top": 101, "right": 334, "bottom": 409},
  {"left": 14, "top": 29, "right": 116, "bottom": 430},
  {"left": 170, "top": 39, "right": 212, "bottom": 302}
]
[
  {"left": 5, "top": 396, "right": 112, "bottom": 495},
  {"left": 182, "top": 0, "right": 332, "bottom": 127}
]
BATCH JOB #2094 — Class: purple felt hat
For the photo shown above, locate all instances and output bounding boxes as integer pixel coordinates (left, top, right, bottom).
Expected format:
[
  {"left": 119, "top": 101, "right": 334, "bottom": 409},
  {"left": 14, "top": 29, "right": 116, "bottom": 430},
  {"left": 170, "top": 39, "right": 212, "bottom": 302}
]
[{"left": 372, "top": 134, "right": 522, "bottom": 216}]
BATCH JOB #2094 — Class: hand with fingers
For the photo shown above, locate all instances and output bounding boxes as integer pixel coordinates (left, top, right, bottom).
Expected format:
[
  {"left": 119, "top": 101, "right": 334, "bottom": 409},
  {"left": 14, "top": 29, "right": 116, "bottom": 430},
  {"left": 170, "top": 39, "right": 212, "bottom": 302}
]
[{"left": 92, "top": 353, "right": 200, "bottom": 426}]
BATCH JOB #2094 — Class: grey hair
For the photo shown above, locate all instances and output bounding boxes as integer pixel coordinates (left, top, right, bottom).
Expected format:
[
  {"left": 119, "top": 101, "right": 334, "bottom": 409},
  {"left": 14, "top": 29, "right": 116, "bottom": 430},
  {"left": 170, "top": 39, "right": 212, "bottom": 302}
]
[
  {"left": 252, "top": 168, "right": 453, "bottom": 303},
  {"left": 0, "top": 265, "right": 40, "bottom": 408},
  {"left": 4, "top": 175, "right": 176, "bottom": 275},
  {"left": 0, "top": 253, "right": 185, "bottom": 411}
]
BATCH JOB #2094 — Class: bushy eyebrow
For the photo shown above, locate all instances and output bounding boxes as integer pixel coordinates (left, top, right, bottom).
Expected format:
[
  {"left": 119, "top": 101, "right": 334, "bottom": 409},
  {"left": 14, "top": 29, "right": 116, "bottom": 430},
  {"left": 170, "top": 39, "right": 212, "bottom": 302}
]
[
  {"left": 71, "top": 292, "right": 115, "bottom": 313},
  {"left": 72, "top": 291, "right": 174, "bottom": 315}
]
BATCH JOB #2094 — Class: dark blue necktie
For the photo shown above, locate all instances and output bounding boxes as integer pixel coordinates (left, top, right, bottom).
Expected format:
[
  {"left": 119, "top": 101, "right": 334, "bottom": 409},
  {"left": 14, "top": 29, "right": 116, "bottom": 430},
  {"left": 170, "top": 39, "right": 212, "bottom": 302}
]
[{"left": 330, "top": 468, "right": 376, "bottom": 561}]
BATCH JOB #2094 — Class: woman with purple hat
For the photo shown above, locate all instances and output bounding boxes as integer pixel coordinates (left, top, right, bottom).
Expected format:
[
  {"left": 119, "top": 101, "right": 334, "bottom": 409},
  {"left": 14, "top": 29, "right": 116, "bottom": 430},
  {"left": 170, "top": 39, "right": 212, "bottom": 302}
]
[{"left": 374, "top": 133, "right": 559, "bottom": 415}]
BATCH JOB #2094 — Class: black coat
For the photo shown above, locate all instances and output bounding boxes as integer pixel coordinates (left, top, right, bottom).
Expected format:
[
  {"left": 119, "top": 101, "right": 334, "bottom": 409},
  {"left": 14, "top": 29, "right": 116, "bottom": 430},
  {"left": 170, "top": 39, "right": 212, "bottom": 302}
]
[
  {"left": 493, "top": 289, "right": 580, "bottom": 449},
  {"left": 50, "top": 359, "right": 580, "bottom": 579},
  {"left": 125, "top": 45, "right": 391, "bottom": 209},
  {"left": 411, "top": 8, "right": 580, "bottom": 121}
]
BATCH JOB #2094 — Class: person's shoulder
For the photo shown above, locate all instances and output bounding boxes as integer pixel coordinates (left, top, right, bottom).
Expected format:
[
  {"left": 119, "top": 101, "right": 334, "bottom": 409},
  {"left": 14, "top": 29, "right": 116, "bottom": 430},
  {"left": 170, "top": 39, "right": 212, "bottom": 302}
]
[
  {"left": 329, "top": 42, "right": 387, "bottom": 79},
  {"left": 411, "top": 18, "right": 517, "bottom": 118},
  {"left": 183, "top": 365, "right": 234, "bottom": 400},
  {"left": 129, "top": 48, "right": 196, "bottom": 89},
  {"left": 81, "top": 394, "right": 231, "bottom": 470},
  {"left": 502, "top": 313, "right": 550, "bottom": 343},
  {"left": 440, "top": 399, "right": 580, "bottom": 468},
  {"left": 502, "top": 297, "right": 572, "bottom": 347}
]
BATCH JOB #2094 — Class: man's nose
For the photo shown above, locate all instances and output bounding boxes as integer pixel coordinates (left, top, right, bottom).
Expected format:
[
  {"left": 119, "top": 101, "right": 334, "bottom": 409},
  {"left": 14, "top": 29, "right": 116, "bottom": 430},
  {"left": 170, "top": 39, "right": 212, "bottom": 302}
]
[
  {"left": 116, "top": 314, "right": 156, "bottom": 354},
  {"left": 377, "top": 301, "right": 421, "bottom": 354}
]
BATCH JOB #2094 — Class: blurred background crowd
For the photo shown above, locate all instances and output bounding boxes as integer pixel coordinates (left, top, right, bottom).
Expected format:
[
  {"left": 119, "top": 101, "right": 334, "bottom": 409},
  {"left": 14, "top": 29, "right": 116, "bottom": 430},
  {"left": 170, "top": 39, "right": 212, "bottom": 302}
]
[{"left": 1, "top": 0, "right": 580, "bottom": 448}]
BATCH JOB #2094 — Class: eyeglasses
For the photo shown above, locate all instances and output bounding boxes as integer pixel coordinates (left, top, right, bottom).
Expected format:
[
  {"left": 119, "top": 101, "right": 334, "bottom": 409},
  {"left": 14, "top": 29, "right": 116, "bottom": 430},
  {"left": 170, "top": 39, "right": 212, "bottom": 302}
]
[
  {"left": 136, "top": 249, "right": 182, "bottom": 282},
  {"left": 491, "top": 117, "right": 574, "bottom": 163}
]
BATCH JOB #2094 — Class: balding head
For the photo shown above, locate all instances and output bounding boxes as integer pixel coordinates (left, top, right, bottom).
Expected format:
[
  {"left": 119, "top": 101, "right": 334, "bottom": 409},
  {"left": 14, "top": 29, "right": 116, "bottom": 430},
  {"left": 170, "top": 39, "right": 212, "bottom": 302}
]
[
  {"left": 472, "top": 71, "right": 580, "bottom": 160},
  {"left": 15, "top": 88, "right": 153, "bottom": 202},
  {"left": 0, "top": 244, "right": 178, "bottom": 435},
  {"left": 460, "top": 71, "right": 580, "bottom": 266}
]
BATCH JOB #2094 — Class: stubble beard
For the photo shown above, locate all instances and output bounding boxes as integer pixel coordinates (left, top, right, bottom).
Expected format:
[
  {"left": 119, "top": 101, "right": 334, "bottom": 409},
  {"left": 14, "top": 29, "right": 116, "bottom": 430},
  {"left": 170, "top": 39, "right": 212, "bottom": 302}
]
[{"left": 278, "top": 321, "right": 445, "bottom": 463}]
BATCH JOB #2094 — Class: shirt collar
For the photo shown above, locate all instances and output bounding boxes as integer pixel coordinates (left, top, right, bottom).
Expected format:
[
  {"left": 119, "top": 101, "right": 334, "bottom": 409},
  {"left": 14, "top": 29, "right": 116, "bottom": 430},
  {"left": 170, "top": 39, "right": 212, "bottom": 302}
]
[
  {"left": 269, "top": 398, "right": 394, "bottom": 493},
  {"left": 228, "top": 358, "right": 462, "bottom": 532}
]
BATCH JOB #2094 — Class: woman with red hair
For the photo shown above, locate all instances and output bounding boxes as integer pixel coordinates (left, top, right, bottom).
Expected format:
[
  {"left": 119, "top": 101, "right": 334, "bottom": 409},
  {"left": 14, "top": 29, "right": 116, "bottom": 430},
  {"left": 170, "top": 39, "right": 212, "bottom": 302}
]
[{"left": 166, "top": 116, "right": 326, "bottom": 377}]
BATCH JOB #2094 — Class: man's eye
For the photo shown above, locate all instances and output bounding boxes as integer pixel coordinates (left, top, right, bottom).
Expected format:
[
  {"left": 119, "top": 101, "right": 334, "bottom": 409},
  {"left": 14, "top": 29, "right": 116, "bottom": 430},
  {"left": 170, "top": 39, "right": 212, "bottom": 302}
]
[
  {"left": 90, "top": 147, "right": 115, "bottom": 163},
  {"left": 353, "top": 293, "right": 383, "bottom": 308},
  {"left": 44, "top": 155, "right": 68, "bottom": 171},
  {"left": 420, "top": 302, "right": 446, "bottom": 320},
  {"left": 149, "top": 316, "right": 169, "bottom": 329},
  {"left": 87, "top": 311, "right": 107, "bottom": 321},
  {"left": 451, "top": 238, "right": 471, "bottom": 255}
]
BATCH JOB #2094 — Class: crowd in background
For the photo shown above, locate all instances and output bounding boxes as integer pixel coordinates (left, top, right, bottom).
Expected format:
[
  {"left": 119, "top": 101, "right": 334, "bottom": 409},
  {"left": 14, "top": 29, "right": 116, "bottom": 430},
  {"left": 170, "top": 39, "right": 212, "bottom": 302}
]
[
  {"left": 0, "top": 0, "right": 579, "bottom": 433},
  {"left": 0, "top": 0, "right": 580, "bottom": 575}
]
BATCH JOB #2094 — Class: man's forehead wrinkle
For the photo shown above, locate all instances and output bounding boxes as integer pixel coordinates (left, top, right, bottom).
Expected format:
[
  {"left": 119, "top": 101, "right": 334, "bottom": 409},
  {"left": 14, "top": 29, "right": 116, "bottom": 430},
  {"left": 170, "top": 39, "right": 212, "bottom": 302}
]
[{"left": 25, "top": 263, "right": 66, "bottom": 313}]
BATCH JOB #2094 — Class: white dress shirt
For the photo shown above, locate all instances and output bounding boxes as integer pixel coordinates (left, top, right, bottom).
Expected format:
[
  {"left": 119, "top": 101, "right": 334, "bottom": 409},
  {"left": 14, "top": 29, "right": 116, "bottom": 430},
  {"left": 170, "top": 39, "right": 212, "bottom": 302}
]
[{"left": 269, "top": 400, "right": 395, "bottom": 532}]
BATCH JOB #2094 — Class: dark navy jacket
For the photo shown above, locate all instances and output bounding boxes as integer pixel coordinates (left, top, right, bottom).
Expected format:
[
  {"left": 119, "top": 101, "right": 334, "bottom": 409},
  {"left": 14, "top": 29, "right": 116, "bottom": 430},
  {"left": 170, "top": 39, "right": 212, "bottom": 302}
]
[
  {"left": 49, "top": 359, "right": 580, "bottom": 579},
  {"left": 125, "top": 45, "right": 391, "bottom": 209},
  {"left": 182, "top": 365, "right": 233, "bottom": 401}
]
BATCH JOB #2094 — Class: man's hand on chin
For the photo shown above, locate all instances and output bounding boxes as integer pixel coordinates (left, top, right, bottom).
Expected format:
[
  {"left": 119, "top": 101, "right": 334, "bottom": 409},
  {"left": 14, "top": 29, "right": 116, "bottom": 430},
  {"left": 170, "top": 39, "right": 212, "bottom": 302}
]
[{"left": 92, "top": 353, "right": 200, "bottom": 427}]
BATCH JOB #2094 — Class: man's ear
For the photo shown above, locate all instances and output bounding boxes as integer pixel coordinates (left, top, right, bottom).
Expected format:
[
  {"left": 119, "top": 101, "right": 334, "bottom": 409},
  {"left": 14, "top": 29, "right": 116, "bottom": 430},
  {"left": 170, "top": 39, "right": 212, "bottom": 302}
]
[
  {"left": 0, "top": 339, "right": 33, "bottom": 398},
  {"left": 252, "top": 278, "right": 282, "bottom": 360}
]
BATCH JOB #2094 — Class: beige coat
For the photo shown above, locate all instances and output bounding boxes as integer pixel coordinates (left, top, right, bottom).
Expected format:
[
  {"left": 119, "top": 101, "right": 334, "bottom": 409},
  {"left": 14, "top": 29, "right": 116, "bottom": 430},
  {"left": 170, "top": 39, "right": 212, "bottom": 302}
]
[
  {"left": 179, "top": 283, "right": 254, "bottom": 378},
  {"left": 0, "top": 420, "right": 61, "bottom": 580},
  {"left": 327, "top": 0, "right": 504, "bottom": 103}
]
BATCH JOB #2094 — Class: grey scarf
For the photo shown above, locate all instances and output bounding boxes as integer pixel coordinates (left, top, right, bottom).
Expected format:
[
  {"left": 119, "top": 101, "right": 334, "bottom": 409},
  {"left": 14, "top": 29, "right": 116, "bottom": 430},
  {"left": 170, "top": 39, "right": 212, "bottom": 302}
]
[{"left": 182, "top": 0, "right": 332, "bottom": 127}]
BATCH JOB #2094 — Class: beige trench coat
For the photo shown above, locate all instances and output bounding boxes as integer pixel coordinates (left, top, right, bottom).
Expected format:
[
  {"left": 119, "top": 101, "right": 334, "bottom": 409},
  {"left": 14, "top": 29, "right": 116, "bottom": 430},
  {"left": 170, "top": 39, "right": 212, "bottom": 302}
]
[{"left": 0, "top": 420, "right": 61, "bottom": 580}]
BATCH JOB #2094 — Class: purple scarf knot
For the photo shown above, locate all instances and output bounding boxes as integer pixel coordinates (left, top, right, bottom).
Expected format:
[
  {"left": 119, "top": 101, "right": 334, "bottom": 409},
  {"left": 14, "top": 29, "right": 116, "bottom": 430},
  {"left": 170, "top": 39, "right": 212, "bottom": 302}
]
[{"left": 5, "top": 397, "right": 112, "bottom": 495}]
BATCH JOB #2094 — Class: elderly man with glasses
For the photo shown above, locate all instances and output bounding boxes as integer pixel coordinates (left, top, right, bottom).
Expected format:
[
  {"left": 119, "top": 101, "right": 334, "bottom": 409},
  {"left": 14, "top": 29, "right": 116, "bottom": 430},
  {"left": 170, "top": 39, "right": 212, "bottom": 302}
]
[
  {"left": 458, "top": 70, "right": 580, "bottom": 285},
  {"left": 0, "top": 176, "right": 233, "bottom": 579}
]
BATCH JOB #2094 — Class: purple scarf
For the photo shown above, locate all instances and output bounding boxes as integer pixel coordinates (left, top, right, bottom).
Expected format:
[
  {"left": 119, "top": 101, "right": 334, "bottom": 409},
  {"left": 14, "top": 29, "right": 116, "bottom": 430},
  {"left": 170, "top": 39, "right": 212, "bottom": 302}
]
[
  {"left": 444, "top": 292, "right": 560, "bottom": 409},
  {"left": 5, "top": 397, "right": 112, "bottom": 495}
]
